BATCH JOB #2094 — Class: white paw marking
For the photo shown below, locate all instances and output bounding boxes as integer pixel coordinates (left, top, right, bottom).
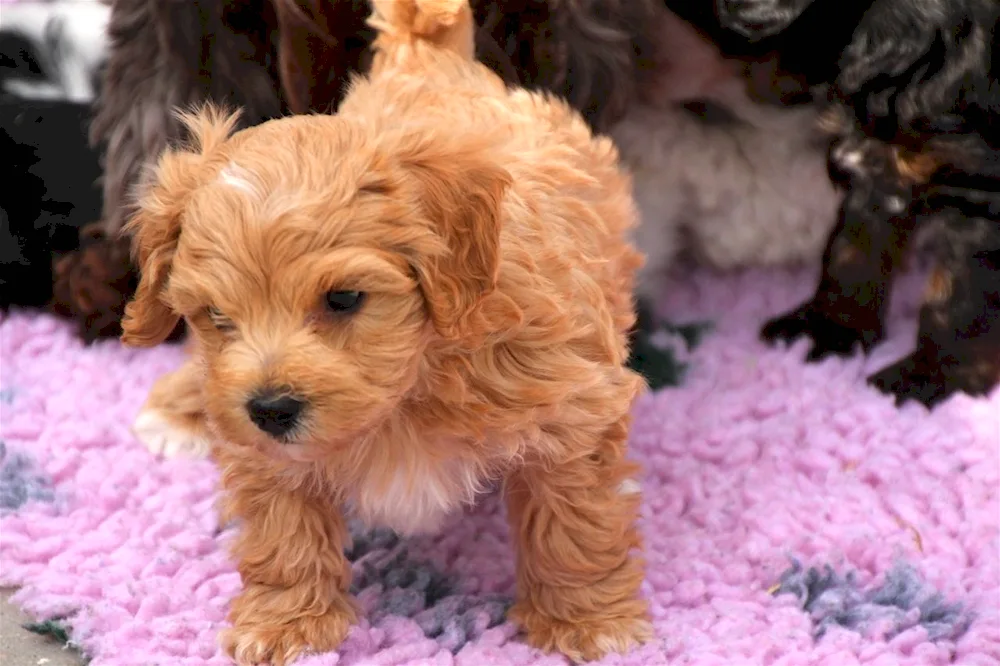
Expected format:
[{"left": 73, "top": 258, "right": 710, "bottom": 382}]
[
  {"left": 591, "top": 618, "right": 653, "bottom": 655},
  {"left": 132, "top": 409, "right": 212, "bottom": 459},
  {"left": 618, "top": 478, "right": 641, "bottom": 495}
]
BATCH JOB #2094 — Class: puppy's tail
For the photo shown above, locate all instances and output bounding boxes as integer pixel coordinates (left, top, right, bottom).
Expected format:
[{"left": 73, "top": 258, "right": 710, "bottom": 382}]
[{"left": 368, "top": 0, "right": 475, "bottom": 61}]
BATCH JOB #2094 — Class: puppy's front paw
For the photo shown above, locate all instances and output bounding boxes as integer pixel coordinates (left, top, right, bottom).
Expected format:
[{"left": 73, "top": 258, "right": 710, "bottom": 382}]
[
  {"left": 868, "top": 354, "right": 955, "bottom": 408},
  {"left": 511, "top": 602, "right": 652, "bottom": 663},
  {"left": 223, "top": 587, "right": 355, "bottom": 666},
  {"left": 132, "top": 408, "right": 211, "bottom": 458},
  {"left": 762, "top": 303, "right": 882, "bottom": 361}
]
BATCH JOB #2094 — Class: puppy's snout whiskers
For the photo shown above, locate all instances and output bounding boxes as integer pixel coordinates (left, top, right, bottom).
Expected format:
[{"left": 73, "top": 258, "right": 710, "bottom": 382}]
[{"left": 246, "top": 390, "right": 307, "bottom": 439}]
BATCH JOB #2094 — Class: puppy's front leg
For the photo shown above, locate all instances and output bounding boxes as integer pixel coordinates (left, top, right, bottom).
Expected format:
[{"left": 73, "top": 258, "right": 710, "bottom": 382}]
[
  {"left": 132, "top": 359, "right": 212, "bottom": 458},
  {"left": 870, "top": 219, "right": 1000, "bottom": 407},
  {"left": 219, "top": 452, "right": 355, "bottom": 666},
  {"left": 506, "top": 417, "right": 650, "bottom": 662},
  {"left": 763, "top": 144, "right": 918, "bottom": 359}
]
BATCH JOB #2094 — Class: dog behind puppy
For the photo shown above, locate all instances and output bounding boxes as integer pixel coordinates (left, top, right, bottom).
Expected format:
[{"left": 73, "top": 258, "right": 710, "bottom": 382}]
[
  {"left": 611, "top": 5, "right": 841, "bottom": 303},
  {"left": 719, "top": 0, "right": 1000, "bottom": 407},
  {"left": 121, "top": 0, "right": 651, "bottom": 663}
]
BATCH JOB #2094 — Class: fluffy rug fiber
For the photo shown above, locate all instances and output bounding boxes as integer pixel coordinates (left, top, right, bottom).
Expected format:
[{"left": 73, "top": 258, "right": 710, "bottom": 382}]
[{"left": 1, "top": 267, "right": 997, "bottom": 666}]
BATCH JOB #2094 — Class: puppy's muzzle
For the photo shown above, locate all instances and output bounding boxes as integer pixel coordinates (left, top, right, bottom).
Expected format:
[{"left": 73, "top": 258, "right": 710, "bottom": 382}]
[{"left": 246, "top": 391, "right": 306, "bottom": 438}]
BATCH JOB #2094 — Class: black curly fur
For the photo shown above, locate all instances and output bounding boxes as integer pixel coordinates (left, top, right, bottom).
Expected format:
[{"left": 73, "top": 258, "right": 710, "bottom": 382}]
[
  {"left": 714, "top": 0, "right": 1000, "bottom": 407},
  {"left": 469, "top": 0, "right": 656, "bottom": 131}
]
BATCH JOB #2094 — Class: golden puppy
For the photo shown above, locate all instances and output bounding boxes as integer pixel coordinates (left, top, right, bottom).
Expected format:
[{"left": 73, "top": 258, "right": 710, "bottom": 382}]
[{"left": 121, "top": 0, "right": 650, "bottom": 663}]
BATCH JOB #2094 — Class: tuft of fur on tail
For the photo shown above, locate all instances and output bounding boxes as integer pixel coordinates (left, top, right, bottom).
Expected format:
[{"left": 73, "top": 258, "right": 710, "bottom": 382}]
[{"left": 368, "top": 0, "right": 474, "bottom": 59}]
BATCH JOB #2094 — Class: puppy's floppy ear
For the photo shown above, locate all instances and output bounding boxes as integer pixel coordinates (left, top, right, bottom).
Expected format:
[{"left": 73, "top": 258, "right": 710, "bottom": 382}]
[
  {"left": 400, "top": 139, "right": 513, "bottom": 340},
  {"left": 121, "top": 106, "right": 240, "bottom": 347}
]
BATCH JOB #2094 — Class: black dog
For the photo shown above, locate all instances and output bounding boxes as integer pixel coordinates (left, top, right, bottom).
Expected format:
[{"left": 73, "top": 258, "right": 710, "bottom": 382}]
[
  {"left": 714, "top": 0, "right": 1000, "bottom": 408},
  {"left": 0, "top": 97, "right": 104, "bottom": 312},
  {"left": 0, "top": 22, "right": 106, "bottom": 316}
]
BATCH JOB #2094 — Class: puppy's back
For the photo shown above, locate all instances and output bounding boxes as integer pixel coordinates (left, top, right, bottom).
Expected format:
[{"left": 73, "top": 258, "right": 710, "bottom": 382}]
[{"left": 346, "top": 0, "right": 642, "bottom": 343}]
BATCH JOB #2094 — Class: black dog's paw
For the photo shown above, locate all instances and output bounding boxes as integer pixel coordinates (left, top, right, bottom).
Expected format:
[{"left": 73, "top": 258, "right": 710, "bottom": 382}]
[
  {"left": 871, "top": 351, "right": 1000, "bottom": 408},
  {"left": 762, "top": 304, "right": 882, "bottom": 362},
  {"left": 760, "top": 304, "right": 814, "bottom": 344},
  {"left": 868, "top": 355, "right": 948, "bottom": 408}
]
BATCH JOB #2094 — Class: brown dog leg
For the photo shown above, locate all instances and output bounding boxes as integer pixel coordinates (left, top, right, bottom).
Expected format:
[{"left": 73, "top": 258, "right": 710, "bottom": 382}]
[
  {"left": 870, "top": 223, "right": 1000, "bottom": 407},
  {"left": 505, "top": 416, "right": 650, "bottom": 663},
  {"left": 219, "top": 451, "right": 355, "bottom": 666}
]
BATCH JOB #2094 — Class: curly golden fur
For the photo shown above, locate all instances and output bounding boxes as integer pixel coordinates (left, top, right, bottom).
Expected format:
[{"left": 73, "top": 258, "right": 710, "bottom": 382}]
[
  {"left": 52, "top": 0, "right": 653, "bottom": 343},
  {"left": 121, "top": 1, "right": 650, "bottom": 663}
]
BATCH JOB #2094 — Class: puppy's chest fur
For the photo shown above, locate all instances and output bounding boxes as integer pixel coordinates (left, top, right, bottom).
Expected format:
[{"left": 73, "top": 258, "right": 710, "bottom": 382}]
[{"left": 345, "top": 432, "right": 513, "bottom": 536}]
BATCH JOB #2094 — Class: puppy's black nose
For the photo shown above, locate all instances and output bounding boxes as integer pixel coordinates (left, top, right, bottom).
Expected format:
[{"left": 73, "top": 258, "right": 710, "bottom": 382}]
[{"left": 246, "top": 393, "right": 306, "bottom": 438}]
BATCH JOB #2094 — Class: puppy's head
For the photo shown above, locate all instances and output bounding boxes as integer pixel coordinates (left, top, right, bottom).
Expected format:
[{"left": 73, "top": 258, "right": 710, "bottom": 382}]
[{"left": 123, "top": 106, "right": 512, "bottom": 458}]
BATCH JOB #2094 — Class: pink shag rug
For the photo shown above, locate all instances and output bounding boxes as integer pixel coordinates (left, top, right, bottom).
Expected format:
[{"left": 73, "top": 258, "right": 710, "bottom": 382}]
[{"left": 1, "top": 267, "right": 998, "bottom": 666}]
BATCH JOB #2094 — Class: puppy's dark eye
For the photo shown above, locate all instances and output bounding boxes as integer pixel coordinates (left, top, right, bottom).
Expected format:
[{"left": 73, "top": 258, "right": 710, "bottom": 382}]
[
  {"left": 206, "top": 306, "right": 235, "bottom": 331},
  {"left": 325, "top": 290, "right": 366, "bottom": 314}
]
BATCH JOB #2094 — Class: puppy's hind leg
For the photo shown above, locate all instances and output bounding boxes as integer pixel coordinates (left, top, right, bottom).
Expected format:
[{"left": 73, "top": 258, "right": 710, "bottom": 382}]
[{"left": 368, "top": 0, "right": 475, "bottom": 60}]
